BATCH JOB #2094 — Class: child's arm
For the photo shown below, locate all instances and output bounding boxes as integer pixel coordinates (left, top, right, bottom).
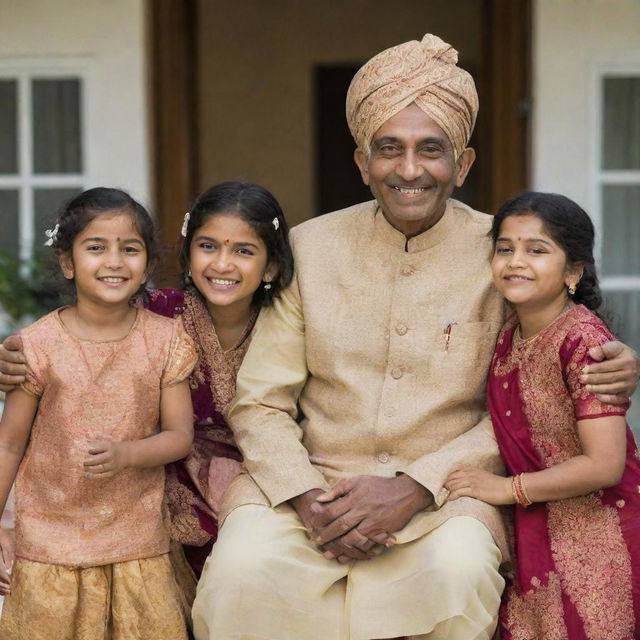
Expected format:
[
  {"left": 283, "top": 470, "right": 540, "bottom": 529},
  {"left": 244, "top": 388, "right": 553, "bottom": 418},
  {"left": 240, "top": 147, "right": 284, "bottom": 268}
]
[
  {"left": 0, "top": 388, "right": 39, "bottom": 593},
  {"left": 82, "top": 379, "right": 194, "bottom": 478},
  {"left": 444, "top": 414, "right": 627, "bottom": 505}
]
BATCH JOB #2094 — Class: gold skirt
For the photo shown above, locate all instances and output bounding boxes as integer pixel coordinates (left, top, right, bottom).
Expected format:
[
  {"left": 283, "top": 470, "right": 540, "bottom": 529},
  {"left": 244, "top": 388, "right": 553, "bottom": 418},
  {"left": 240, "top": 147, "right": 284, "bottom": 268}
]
[{"left": 0, "top": 554, "right": 188, "bottom": 640}]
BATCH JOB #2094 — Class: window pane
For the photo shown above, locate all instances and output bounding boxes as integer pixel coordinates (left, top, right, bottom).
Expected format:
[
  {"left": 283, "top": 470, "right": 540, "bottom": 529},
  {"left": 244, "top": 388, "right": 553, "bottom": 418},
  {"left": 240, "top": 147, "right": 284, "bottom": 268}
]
[
  {"left": 0, "top": 190, "right": 20, "bottom": 257},
  {"left": 0, "top": 80, "right": 18, "bottom": 174},
  {"left": 602, "top": 77, "right": 640, "bottom": 170},
  {"left": 600, "top": 185, "right": 640, "bottom": 276},
  {"left": 604, "top": 291, "right": 640, "bottom": 434},
  {"left": 33, "top": 188, "right": 82, "bottom": 254},
  {"left": 32, "top": 79, "right": 82, "bottom": 174}
]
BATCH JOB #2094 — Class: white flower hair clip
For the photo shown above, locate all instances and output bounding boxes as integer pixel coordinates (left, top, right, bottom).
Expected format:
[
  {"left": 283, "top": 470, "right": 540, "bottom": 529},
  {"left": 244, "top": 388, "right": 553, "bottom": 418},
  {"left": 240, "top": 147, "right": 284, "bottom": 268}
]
[
  {"left": 272, "top": 217, "right": 280, "bottom": 231},
  {"left": 44, "top": 223, "right": 60, "bottom": 247},
  {"left": 181, "top": 211, "right": 190, "bottom": 237}
]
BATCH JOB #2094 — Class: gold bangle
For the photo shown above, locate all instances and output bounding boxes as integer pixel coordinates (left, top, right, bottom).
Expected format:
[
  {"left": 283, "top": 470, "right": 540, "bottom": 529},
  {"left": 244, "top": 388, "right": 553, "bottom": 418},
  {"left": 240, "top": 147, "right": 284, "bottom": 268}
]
[
  {"left": 519, "top": 473, "right": 533, "bottom": 506},
  {"left": 512, "top": 474, "right": 532, "bottom": 508},
  {"left": 511, "top": 476, "right": 520, "bottom": 505}
]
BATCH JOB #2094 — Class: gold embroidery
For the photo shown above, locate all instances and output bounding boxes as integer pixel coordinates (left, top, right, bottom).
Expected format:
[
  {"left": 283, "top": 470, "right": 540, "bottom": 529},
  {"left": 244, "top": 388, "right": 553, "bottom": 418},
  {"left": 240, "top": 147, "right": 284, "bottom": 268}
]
[
  {"left": 505, "top": 572, "right": 567, "bottom": 640},
  {"left": 495, "top": 307, "right": 635, "bottom": 639},
  {"left": 493, "top": 307, "right": 623, "bottom": 467},
  {"left": 163, "top": 289, "right": 257, "bottom": 546},
  {"left": 548, "top": 497, "right": 634, "bottom": 639},
  {"left": 182, "top": 288, "right": 257, "bottom": 412}
]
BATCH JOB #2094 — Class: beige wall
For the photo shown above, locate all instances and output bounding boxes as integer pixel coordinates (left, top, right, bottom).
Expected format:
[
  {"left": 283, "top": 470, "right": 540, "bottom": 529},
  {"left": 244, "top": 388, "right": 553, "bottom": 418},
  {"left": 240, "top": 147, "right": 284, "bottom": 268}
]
[
  {"left": 532, "top": 0, "right": 640, "bottom": 207},
  {"left": 197, "top": 0, "right": 482, "bottom": 225}
]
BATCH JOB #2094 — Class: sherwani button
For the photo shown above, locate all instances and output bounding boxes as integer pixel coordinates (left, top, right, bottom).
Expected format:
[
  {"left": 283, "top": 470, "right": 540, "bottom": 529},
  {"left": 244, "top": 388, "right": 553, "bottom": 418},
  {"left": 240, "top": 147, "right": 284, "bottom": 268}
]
[
  {"left": 383, "top": 407, "right": 395, "bottom": 417},
  {"left": 401, "top": 265, "right": 414, "bottom": 276},
  {"left": 396, "top": 324, "right": 408, "bottom": 336},
  {"left": 377, "top": 452, "right": 390, "bottom": 463},
  {"left": 391, "top": 368, "right": 403, "bottom": 379}
]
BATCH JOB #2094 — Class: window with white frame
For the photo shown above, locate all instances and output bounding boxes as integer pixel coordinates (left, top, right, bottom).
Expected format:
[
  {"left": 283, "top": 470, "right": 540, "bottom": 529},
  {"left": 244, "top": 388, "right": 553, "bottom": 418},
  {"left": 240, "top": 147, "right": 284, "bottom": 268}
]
[
  {"left": 0, "top": 66, "right": 87, "bottom": 262},
  {"left": 594, "top": 67, "right": 640, "bottom": 429}
]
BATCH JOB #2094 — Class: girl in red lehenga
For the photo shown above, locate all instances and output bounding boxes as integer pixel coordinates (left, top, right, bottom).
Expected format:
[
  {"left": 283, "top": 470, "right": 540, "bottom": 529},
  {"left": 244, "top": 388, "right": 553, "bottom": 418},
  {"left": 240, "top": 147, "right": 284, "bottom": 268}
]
[{"left": 445, "top": 192, "right": 640, "bottom": 640}]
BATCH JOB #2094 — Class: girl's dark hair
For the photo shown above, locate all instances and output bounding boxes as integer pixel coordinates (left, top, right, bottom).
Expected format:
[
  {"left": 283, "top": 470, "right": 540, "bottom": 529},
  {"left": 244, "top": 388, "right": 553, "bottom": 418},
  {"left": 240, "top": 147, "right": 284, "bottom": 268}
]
[
  {"left": 49, "top": 187, "right": 158, "bottom": 296},
  {"left": 490, "top": 191, "right": 604, "bottom": 315},
  {"left": 179, "top": 181, "right": 294, "bottom": 307}
]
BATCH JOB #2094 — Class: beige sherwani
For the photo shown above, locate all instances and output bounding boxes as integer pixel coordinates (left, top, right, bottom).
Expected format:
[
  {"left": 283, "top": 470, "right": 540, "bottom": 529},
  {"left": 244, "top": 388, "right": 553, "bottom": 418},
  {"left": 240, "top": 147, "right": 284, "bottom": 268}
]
[
  {"left": 222, "top": 198, "right": 506, "bottom": 549},
  {"left": 193, "top": 199, "right": 507, "bottom": 640}
]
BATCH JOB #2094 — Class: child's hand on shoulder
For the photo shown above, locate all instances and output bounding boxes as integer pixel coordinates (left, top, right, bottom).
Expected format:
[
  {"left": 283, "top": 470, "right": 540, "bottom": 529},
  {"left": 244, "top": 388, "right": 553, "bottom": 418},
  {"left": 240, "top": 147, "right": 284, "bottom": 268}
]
[
  {"left": 0, "top": 527, "right": 14, "bottom": 595},
  {"left": 445, "top": 467, "right": 514, "bottom": 506},
  {"left": 83, "top": 438, "right": 130, "bottom": 479}
]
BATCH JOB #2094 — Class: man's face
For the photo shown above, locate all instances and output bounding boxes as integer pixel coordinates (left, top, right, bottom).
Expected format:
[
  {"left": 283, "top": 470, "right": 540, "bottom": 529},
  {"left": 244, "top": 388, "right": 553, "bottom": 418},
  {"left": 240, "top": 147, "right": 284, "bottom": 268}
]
[{"left": 354, "top": 103, "right": 475, "bottom": 238}]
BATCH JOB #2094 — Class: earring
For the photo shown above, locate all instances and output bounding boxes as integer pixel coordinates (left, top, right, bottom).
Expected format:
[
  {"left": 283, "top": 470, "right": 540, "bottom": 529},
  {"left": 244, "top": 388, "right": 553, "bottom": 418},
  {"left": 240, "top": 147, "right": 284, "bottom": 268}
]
[
  {"left": 568, "top": 284, "right": 576, "bottom": 296},
  {"left": 263, "top": 275, "right": 272, "bottom": 291}
]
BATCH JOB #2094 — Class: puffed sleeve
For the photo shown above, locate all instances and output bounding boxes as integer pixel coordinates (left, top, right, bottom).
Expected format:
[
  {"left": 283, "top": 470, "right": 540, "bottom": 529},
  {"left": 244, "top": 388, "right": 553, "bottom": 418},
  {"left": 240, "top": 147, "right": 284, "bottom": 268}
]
[
  {"left": 563, "top": 321, "right": 629, "bottom": 421},
  {"left": 20, "top": 330, "right": 46, "bottom": 398},
  {"left": 161, "top": 317, "right": 198, "bottom": 388}
]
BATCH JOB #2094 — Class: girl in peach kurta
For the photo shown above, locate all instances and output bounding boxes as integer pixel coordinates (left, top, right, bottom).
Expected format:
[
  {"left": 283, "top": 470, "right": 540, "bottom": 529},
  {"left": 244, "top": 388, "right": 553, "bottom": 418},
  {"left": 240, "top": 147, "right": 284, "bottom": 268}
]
[
  {"left": 0, "top": 188, "right": 197, "bottom": 640},
  {"left": 446, "top": 192, "right": 640, "bottom": 639}
]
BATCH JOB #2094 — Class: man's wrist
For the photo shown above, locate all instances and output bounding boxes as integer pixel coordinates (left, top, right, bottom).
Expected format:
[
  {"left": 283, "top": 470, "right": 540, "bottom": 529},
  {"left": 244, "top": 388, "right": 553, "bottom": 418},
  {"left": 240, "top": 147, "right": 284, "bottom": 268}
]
[
  {"left": 290, "top": 488, "right": 323, "bottom": 512},
  {"left": 395, "top": 473, "right": 433, "bottom": 511}
]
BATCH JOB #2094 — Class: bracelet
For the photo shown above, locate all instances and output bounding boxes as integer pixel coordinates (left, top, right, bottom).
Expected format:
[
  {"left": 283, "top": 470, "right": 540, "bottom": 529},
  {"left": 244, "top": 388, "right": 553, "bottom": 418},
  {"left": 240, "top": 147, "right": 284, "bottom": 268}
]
[
  {"left": 519, "top": 473, "right": 532, "bottom": 506},
  {"left": 511, "top": 474, "right": 532, "bottom": 508}
]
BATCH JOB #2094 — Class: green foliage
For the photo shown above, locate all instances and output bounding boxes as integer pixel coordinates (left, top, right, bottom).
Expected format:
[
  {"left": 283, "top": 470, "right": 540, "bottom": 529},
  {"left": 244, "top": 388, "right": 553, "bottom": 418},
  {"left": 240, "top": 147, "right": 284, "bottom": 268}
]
[{"left": 0, "top": 252, "right": 59, "bottom": 334}]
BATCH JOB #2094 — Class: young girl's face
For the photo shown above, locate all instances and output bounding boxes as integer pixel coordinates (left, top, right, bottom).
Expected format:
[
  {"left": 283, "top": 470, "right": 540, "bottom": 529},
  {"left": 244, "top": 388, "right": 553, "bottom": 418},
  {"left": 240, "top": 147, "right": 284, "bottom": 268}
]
[
  {"left": 491, "top": 214, "right": 580, "bottom": 311},
  {"left": 189, "top": 212, "right": 273, "bottom": 316},
  {"left": 60, "top": 211, "right": 148, "bottom": 308}
]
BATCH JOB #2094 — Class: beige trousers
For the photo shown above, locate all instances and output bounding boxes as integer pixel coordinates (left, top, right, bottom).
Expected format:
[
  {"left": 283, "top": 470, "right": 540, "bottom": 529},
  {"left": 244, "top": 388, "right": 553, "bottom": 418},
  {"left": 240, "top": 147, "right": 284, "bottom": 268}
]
[{"left": 192, "top": 505, "right": 504, "bottom": 640}]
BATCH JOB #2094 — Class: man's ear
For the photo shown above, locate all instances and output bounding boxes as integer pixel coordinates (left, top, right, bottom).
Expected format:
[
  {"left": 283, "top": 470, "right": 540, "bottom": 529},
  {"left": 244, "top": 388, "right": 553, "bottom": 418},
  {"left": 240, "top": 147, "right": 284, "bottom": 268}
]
[
  {"left": 354, "top": 148, "right": 370, "bottom": 186},
  {"left": 59, "top": 253, "right": 74, "bottom": 280},
  {"left": 454, "top": 147, "right": 476, "bottom": 188}
]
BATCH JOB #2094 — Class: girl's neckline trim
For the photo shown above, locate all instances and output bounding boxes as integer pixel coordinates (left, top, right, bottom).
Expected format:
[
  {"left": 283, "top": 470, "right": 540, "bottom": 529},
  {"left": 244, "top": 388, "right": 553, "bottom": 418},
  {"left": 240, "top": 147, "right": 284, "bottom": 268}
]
[
  {"left": 55, "top": 306, "right": 141, "bottom": 343},
  {"left": 512, "top": 302, "right": 577, "bottom": 349}
]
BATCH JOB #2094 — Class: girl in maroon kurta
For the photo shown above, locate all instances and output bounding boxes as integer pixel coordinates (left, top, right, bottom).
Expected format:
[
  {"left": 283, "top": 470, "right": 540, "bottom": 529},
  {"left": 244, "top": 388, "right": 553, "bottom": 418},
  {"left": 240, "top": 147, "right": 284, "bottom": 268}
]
[
  {"left": 445, "top": 192, "right": 640, "bottom": 639},
  {"left": 147, "top": 182, "right": 294, "bottom": 588}
]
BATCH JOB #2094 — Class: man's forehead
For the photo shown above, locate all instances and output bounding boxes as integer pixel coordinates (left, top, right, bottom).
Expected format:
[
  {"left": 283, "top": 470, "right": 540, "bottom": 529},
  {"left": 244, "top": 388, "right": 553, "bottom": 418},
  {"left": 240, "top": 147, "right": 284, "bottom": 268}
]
[
  {"left": 371, "top": 103, "right": 451, "bottom": 146},
  {"left": 372, "top": 134, "right": 449, "bottom": 148}
]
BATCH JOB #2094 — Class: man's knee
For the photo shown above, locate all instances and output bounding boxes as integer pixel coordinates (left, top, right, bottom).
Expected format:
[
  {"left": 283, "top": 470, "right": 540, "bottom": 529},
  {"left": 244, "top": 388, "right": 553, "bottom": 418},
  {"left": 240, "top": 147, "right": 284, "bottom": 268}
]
[
  {"left": 201, "top": 505, "right": 289, "bottom": 584},
  {"left": 428, "top": 517, "right": 502, "bottom": 591}
]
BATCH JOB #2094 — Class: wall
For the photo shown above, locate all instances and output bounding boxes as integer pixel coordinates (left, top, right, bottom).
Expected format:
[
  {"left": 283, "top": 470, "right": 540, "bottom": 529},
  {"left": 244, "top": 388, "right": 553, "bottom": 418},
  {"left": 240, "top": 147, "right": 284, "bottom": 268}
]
[
  {"left": 531, "top": 0, "right": 640, "bottom": 207},
  {"left": 196, "top": 0, "right": 482, "bottom": 225},
  {"left": 532, "top": 0, "right": 640, "bottom": 432},
  {"left": 0, "top": 0, "right": 151, "bottom": 206}
]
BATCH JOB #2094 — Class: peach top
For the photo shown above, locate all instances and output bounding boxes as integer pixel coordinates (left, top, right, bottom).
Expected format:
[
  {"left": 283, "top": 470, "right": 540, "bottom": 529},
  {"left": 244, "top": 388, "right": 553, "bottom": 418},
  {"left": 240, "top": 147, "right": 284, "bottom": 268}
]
[{"left": 16, "top": 308, "right": 197, "bottom": 567}]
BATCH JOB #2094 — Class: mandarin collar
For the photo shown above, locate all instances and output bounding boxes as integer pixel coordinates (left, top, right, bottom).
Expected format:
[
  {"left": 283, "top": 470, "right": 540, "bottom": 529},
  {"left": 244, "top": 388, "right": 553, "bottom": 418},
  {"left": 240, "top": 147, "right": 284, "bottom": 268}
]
[{"left": 372, "top": 200, "right": 457, "bottom": 253}]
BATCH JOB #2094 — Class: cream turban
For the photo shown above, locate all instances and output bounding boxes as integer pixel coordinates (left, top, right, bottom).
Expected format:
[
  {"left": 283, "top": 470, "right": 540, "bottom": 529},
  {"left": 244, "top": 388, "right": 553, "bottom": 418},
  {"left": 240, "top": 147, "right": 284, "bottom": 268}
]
[{"left": 346, "top": 34, "right": 478, "bottom": 159}]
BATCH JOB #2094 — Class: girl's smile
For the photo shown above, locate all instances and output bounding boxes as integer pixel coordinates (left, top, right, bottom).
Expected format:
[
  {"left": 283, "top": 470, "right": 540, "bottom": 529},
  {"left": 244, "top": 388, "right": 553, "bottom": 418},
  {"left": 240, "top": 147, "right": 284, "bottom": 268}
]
[
  {"left": 189, "top": 213, "right": 273, "bottom": 316},
  {"left": 60, "top": 212, "right": 148, "bottom": 309},
  {"left": 491, "top": 214, "right": 582, "bottom": 336}
]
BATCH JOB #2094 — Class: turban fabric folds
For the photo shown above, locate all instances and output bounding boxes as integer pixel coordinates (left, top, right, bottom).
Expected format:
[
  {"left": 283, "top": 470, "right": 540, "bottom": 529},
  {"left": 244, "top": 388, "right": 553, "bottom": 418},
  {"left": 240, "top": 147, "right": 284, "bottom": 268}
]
[{"left": 346, "top": 34, "right": 479, "bottom": 160}]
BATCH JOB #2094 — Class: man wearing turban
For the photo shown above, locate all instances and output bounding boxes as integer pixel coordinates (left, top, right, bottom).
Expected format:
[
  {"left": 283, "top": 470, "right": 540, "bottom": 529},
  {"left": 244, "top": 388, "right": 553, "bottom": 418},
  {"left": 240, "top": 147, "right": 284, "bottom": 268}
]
[{"left": 191, "top": 34, "right": 637, "bottom": 639}]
